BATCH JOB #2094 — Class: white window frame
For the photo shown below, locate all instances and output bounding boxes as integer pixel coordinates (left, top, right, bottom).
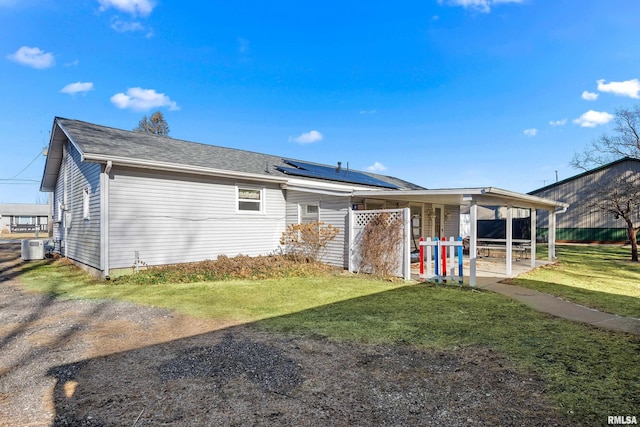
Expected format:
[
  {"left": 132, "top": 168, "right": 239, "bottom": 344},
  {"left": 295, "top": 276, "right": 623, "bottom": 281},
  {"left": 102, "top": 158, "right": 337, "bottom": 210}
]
[
  {"left": 300, "top": 203, "right": 319, "bottom": 224},
  {"left": 236, "top": 185, "right": 265, "bottom": 214},
  {"left": 83, "top": 187, "right": 91, "bottom": 220}
]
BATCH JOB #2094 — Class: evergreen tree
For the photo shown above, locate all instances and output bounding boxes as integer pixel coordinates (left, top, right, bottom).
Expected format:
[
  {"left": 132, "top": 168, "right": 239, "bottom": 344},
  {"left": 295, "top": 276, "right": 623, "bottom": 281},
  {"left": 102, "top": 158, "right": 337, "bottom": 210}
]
[{"left": 134, "top": 111, "right": 170, "bottom": 136}]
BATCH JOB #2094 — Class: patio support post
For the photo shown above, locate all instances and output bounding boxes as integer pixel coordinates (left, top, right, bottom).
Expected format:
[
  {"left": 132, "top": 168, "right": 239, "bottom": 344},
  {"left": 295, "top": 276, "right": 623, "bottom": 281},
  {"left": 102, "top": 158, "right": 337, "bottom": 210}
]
[
  {"left": 549, "top": 208, "right": 557, "bottom": 261},
  {"left": 348, "top": 208, "right": 354, "bottom": 273},
  {"left": 530, "top": 208, "right": 537, "bottom": 268},
  {"left": 506, "top": 206, "right": 513, "bottom": 276},
  {"left": 469, "top": 202, "right": 478, "bottom": 286},
  {"left": 403, "top": 207, "right": 411, "bottom": 280}
]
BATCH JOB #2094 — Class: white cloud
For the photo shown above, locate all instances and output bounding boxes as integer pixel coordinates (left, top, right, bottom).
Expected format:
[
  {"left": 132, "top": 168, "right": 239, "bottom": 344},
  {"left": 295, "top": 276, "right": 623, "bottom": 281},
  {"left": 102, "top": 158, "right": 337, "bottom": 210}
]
[
  {"left": 573, "top": 110, "right": 614, "bottom": 128},
  {"left": 110, "top": 87, "right": 179, "bottom": 111},
  {"left": 98, "top": 0, "right": 155, "bottom": 17},
  {"left": 365, "top": 162, "right": 387, "bottom": 173},
  {"left": 7, "top": 46, "right": 54, "bottom": 69},
  {"left": 111, "top": 20, "right": 154, "bottom": 37},
  {"left": 581, "top": 91, "right": 599, "bottom": 101},
  {"left": 597, "top": 79, "right": 640, "bottom": 99},
  {"left": 438, "top": 0, "right": 522, "bottom": 13},
  {"left": 523, "top": 128, "right": 538, "bottom": 137},
  {"left": 358, "top": 110, "right": 377, "bottom": 115},
  {"left": 289, "top": 130, "right": 323, "bottom": 144},
  {"left": 549, "top": 119, "right": 567, "bottom": 127},
  {"left": 111, "top": 20, "right": 144, "bottom": 32},
  {"left": 61, "top": 81, "right": 94, "bottom": 95}
]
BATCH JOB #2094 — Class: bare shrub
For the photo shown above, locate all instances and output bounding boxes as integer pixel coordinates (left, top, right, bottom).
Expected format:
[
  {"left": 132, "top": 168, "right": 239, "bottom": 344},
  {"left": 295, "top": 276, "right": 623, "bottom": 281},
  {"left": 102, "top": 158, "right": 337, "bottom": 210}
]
[
  {"left": 114, "top": 254, "right": 335, "bottom": 285},
  {"left": 359, "top": 212, "right": 404, "bottom": 279},
  {"left": 279, "top": 222, "right": 340, "bottom": 262}
]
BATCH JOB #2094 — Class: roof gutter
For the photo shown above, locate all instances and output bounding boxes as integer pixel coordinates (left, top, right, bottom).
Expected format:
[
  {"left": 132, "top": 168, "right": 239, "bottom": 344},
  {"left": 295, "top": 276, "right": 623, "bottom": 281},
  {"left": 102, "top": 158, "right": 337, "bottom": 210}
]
[
  {"left": 481, "top": 187, "right": 569, "bottom": 209},
  {"left": 81, "top": 154, "right": 290, "bottom": 184},
  {"left": 352, "top": 187, "right": 569, "bottom": 210}
]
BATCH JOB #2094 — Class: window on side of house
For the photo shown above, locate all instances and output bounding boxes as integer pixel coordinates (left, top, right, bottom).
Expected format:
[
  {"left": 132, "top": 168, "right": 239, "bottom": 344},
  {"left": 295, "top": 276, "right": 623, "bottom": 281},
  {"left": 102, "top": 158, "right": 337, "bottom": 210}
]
[
  {"left": 237, "top": 186, "right": 264, "bottom": 213},
  {"left": 300, "top": 203, "right": 319, "bottom": 224},
  {"left": 83, "top": 187, "right": 90, "bottom": 220}
]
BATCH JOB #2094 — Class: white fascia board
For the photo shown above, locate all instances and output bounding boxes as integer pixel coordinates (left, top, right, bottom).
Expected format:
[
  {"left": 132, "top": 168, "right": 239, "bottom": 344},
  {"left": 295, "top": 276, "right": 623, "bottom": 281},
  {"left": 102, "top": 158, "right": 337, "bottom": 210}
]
[
  {"left": 352, "top": 188, "right": 485, "bottom": 198},
  {"left": 81, "top": 154, "right": 290, "bottom": 184},
  {"left": 283, "top": 177, "right": 376, "bottom": 195},
  {"left": 482, "top": 187, "right": 569, "bottom": 210},
  {"left": 352, "top": 187, "right": 568, "bottom": 210},
  {"left": 40, "top": 122, "right": 69, "bottom": 191},
  {"left": 55, "top": 118, "right": 85, "bottom": 161}
]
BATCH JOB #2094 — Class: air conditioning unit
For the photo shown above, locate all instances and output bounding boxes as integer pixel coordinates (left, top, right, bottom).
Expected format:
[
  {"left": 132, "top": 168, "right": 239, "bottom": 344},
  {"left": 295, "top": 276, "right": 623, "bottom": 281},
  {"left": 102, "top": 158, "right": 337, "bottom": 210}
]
[{"left": 22, "top": 239, "right": 45, "bottom": 261}]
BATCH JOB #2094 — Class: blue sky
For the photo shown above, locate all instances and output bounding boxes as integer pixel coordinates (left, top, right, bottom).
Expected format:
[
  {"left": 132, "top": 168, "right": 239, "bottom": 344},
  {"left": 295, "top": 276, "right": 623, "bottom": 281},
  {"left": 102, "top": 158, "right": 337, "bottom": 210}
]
[{"left": 1, "top": 0, "right": 640, "bottom": 203}]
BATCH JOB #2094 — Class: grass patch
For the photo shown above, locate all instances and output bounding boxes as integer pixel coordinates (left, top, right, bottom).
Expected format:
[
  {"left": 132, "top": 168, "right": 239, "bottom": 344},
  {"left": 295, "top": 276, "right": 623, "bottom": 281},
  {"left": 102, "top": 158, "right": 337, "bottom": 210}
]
[
  {"left": 20, "top": 258, "right": 406, "bottom": 321},
  {"left": 513, "top": 245, "right": 640, "bottom": 318},
  {"left": 18, "top": 255, "right": 640, "bottom": 425}
]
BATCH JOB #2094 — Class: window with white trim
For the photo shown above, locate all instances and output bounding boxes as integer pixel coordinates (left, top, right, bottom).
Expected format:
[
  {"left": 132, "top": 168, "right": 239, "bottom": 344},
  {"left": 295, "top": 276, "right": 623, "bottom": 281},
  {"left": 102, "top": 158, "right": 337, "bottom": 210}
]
[
  {"left": 83, "top": 187, "right": 91, "bottom": 219},
  {"left": 237, "top": 186, "right": 264, "bottom": 212},
  {"left": 300, "top": 203, "right": 319, "bottom": 224}
]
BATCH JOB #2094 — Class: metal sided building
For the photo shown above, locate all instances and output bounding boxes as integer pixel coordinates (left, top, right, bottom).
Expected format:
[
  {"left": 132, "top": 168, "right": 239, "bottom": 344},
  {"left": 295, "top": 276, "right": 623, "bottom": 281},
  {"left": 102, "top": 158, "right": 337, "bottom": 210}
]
[{"left": 529, "top": 157, "right": 640, "bottom": 243}]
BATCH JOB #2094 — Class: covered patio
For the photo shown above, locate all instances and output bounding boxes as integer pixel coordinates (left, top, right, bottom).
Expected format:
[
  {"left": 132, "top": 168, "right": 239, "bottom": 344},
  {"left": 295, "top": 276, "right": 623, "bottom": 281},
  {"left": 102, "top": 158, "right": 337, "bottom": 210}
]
[{"left": 352, "top": 187, "right": 569, "bottom": 285}]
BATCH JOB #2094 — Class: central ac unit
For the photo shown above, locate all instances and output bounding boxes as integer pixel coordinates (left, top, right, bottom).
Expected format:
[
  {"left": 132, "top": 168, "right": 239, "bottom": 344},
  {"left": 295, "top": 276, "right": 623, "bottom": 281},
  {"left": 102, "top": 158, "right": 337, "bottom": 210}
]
[{"left": 21, "top": 239, "right": 45, "bottom": 261}]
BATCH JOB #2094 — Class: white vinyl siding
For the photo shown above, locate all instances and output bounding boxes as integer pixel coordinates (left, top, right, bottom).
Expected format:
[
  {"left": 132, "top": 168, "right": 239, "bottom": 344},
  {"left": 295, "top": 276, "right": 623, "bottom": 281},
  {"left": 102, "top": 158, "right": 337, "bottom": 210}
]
[
  {"left": 54, "top": 142, "right": 101, "bottom": 268},
  {"left": 444, "top": 205, "right": 461, "bottom": 237},
  {"left": 108, "top": 167, "right": 286, "bottom": 269},
  {"left": 285, "top": 190, "right": 350, "bottom": 268}
]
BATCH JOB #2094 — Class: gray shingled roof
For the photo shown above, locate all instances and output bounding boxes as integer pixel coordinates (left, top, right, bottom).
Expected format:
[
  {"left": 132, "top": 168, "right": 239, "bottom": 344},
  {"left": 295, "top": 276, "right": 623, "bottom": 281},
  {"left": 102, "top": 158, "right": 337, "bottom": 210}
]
[{"left": 52, "top": 117, "right": 425, "bottom": 190}]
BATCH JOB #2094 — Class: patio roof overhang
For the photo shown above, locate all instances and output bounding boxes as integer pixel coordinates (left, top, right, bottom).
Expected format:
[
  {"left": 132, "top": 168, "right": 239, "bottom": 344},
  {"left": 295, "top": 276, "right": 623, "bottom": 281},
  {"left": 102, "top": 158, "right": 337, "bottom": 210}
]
[
  {"left": 352, "top": 187, "right": 568, "bottom": 286},
  {"left": 352, "top": 187, "right": 568, "bottom": 212}
]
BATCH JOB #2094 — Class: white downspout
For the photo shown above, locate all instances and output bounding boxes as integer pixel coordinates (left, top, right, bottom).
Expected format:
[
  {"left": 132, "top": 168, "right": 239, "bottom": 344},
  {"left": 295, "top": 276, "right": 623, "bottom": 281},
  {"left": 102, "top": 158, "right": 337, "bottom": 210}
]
[{"left": 102, "top": 161, "right": 112, "bottom": 279}]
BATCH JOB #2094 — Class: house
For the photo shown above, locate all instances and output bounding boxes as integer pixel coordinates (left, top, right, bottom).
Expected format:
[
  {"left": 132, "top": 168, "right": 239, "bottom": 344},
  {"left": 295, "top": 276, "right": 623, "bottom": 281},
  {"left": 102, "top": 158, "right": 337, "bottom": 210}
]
[
  {"left": 0, "top": 203, "right": 50, "bottom": 235},
  {"left": 529, "top": 157, "right": 640, "bottom": 243},
  {"left": 40, "top": 117, "right": 567, "bottom": 284}
]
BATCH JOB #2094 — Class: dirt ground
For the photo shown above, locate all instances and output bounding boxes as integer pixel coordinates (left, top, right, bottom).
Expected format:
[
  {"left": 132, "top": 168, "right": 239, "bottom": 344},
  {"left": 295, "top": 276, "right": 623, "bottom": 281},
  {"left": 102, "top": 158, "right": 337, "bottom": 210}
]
[{"left": 0, "top": 242, "right": 572, "bottom": 426}]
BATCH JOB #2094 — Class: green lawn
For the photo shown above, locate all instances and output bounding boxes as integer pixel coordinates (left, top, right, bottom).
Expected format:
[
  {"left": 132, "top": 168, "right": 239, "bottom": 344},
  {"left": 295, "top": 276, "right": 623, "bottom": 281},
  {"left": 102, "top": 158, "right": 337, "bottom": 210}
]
[
  {"left": 513, "top": 244, "right": 640, "bottom": 318},
  {"left": 18, "top": 254, "right": 640, "bottom": 425}
]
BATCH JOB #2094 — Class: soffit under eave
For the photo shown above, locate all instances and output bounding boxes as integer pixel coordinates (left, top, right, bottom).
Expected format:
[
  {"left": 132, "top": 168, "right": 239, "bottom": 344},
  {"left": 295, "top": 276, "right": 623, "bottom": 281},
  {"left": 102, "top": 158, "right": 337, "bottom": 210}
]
[
  {"left": 353, "top": 191, "right": 564, "bottom": 210},
  {"left": 40, "top": 122, "right": 67, "bottom": 191}
]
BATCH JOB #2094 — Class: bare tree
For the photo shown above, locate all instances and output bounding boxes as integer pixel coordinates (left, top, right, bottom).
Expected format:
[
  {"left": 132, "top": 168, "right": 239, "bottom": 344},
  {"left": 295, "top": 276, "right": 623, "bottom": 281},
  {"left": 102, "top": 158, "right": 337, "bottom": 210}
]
[
  {"left": 571, "top": 104, "right": 640, "bottom": 261},
  {"left": 134, "top": 111, "right": 170, "bottom": 136}
]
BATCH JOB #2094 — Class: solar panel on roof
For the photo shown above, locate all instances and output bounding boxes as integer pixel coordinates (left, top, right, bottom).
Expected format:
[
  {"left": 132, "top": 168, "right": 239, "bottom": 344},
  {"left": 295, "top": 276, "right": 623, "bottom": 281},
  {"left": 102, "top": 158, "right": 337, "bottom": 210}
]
[{"left": 276, "top": 160, "right": 399, "bottom": 189}]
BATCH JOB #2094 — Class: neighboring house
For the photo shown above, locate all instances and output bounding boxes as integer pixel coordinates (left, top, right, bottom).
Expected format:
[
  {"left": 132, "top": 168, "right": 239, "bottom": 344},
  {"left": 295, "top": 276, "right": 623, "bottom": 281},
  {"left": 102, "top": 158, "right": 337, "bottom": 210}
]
[
  {"left": 529, "top": 157, "right": 640, "bottom": 243},
  {"left": 0, "top": 203, "right": 50, "bottom": 234},
  {"left": 40, "top": 117, "right": 567, "bottom": 282}
]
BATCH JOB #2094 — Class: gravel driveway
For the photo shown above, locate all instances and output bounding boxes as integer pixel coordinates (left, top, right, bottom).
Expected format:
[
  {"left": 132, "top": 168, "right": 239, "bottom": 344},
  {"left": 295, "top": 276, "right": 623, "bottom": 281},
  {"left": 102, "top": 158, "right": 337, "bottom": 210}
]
[{"left": 0, "top": 243, "right": 570, "bottom": 426}]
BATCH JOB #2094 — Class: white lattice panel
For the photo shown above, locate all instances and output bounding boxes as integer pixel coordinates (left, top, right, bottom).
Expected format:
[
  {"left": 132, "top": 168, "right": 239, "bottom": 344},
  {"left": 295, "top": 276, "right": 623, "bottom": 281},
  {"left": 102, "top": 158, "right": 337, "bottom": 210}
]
[{"left": 349, "top": 208, "right": 409, "bottom": 279}]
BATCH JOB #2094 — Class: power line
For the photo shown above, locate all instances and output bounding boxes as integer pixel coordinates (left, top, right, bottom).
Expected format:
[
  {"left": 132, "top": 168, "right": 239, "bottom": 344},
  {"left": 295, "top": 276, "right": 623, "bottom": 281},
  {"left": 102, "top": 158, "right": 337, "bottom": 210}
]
[{"left": 8, "top": 149, "right": 45, "bottom": 179}]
